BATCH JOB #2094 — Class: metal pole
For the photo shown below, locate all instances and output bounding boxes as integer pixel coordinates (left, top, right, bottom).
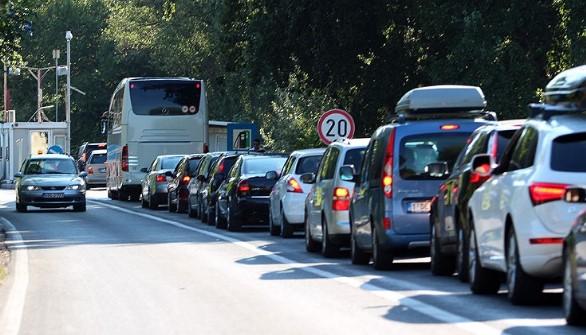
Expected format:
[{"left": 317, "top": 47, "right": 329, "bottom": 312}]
[
  {"left": 3, "top": 62, "right": 7, "bottom": 121},
  {"left": 37, "top": 69, "right": 42, "bottom": 116},
  {"left": 54, "top": 50, "right": 59, "bottom": 122},
  {"left": 66, "top": 31, "right": 72, "bottom": 155}
]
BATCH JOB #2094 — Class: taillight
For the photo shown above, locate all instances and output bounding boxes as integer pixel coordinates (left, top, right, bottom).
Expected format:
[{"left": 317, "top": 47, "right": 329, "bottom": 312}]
[
  {"left": 156, "top": 175, "right": 166, "bottom": 183},
  {"left": 529, "top": 237, "right": 564, "bottom": 245},
  {"left": 121, "top": 145, "right": 129, "bottom": 172},
  {"left": 238, "top": 180, "right": 250, "bottom": 196},
  {"left": 529, "top": 182, "right": 568, "bottom": 206},
  {"left": 440, "top": 124, "right": 460, "bottom": 131},
  {"left": 332, "top": 187, "right": 350, "bottom": 211},
  {"left": 287, "top": 178, "right": 303, "bottom": 193},
  {"left": 382, "top": 128, "right": 396, "bottom": 198},
  {"left": 470, "top": 163, "right": 491, "bottom": 184},
  {"left": 383, "top": 217, "right": 392, "bottom": 230},
  {"left": 181, "top": 175, "right": 191, "bottom": 185},
  {"left": 217, "top": 161, "right": 225, "bottom": 173},
  {"left": 87, "top": 166, "right": 94, "bottom": 175}
]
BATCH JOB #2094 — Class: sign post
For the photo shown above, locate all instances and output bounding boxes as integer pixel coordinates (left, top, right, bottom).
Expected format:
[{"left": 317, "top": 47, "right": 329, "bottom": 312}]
[{"left": 317, "top": 109, "right": 355, "bottom": 145}]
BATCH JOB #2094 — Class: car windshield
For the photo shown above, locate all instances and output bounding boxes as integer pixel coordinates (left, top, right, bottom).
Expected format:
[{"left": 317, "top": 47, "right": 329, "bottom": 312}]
[
  {"left": 23, "top": 159, "right": 77, "bottom": 175},
  {"left": 243, "top": 157, "right": 287, "bottom": 175},
  {"left": 161, "top": 156, "right": 183, "bottom": 170},
  {"left": 295, "top": 155, "right": 323, "bottom": 174},
  {"left": 399, "top": 133, "right": 470, "bottom": 180},
  {"left": 89, "top": 154, "right": 107, "bottom": 164}
]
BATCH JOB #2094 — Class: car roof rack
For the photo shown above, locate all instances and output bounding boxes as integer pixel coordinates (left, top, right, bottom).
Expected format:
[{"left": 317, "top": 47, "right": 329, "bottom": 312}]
[{"left": 528, "top": 103, "right": 586, "bottom": 121}]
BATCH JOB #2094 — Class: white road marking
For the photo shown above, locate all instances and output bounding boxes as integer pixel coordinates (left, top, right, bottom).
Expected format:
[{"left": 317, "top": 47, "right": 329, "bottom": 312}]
[
  {"left": 91, "top": 200, "right": 510, "bottom": 335},
  {"left": 0, "top": 217, "right": 29, "bottom": 335}
]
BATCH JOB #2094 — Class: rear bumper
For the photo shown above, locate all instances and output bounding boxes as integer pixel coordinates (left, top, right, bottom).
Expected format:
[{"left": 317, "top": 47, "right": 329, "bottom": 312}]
[
  {"left": 234, "top": 196, "right": 270, "bottom": 224},
  {"left": 86, "top": 174, "right": 106, "bottom": 185},
  {"left": 381, "top": 230, "right": 430, "bottom": 251}
]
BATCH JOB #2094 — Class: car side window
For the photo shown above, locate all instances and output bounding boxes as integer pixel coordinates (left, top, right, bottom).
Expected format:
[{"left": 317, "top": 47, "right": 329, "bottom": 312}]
[
  {"left": 150, "top": 158, "right": 158, "bottom": 171},
  {"left": 461, "top": 131, "right": 489, "bottom": 166},
  {"left": 321, "top": 147, "right": 340, "bottom": 180},
  {"left": 175, "top": 159, "right": 185, "bottom": 175},
  {"left": 229, "top": 158, "right": 241, "bottom": 178},
  {"left": 281, "top": 156, "right": 296, "bottom": 176},
  {"left": 508, "top": 127, "right": 538, "bottom": 172},
  {"left": 360, "top": 141, "right": 374, "bottom": 183}
]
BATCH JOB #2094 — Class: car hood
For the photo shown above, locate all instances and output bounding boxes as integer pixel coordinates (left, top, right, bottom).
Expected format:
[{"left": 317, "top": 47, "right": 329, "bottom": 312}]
[{"left": 21, "top": 174, "right": 83, "bottom": 186}]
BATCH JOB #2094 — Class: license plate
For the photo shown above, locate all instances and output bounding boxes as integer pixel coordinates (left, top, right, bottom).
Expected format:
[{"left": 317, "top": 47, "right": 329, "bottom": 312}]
[
  {"left": 43, "top": 193, "right": 64, "bottom": 199},
  {"left": 408, "top": 201, "right": 431, "bottom": 213},
  {"left": 99, "top": 168, "right": 106, "bottom": 173}
]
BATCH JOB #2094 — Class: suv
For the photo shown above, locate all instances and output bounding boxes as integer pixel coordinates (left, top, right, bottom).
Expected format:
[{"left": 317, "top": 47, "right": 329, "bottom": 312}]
[
  {"left": 430, "top": 120, "right": 523, "bottom": 280},
  {"left": 77, "top": 142, "right": 106, "bottom": 171},
  {"left": 303, "top": 139, "right": 369, "bottom": 257},
  {"left": 350, "top": 85, "right": 495, "bottom": 269},
  {"left": 467, "top": 65, "right": 586, "bottom": 305}
]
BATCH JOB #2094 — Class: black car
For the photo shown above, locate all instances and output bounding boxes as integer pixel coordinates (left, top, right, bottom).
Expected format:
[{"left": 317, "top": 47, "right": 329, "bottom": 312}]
[
  {"left": 215, "top": 154, "right": 287, "bottom": 231},
  {"left": 563, "top": 187, "right": 586, "bottom": 326},
  {"left": 430, "top": 120, "right": 522, "bottom": 280},
  {"left": 205, "top": 154, "right": 240, "bottom": 226},
  {"left": 167, "top": 154, "right": 203, "bottom": 213},
  {"left": 187, "top": 152, "right": 224, "bottom": 220}
]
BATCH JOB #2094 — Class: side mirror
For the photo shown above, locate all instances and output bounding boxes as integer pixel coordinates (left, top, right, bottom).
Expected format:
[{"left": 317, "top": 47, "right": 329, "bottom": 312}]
[
  {"left": 471, "top": 154, "right": 493, "bottom": 178},
  {"left": 425, "top": 162, "right": 449, "bottom": 178},
  {"left": 165, "top": 171, "right": 174, "bottom": 178},
  {"left": 79, "top": 171, "right": 88, "bottom": 178},
  {"left": 300, "top": 172, "right": 316, "bottom": 184},
  {"left": 265, "top": 170, "right": 278, "bottom": 180},
  {"left": 140, "top": 167, "right": 149, "bottom": 173},
  {"left": 564, "top": 187, "right": 586, "bottom": 203},
  {"left": 339, "top": 165, "right": 357, "bottom": 182},
  {"left": 14, "top": 172, "right": 23, "bottom": 178}
]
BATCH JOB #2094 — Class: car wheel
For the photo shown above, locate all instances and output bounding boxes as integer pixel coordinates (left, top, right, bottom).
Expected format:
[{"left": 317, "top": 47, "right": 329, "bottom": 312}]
[
  {"left": 16, "top": 202, "right": 27, "bottom": 213},
  {"left": 215, "top": 204, "right": 226, "bottom": 229},
  {"left": 430, "top": 221, "right": 456, "bottom": 276},
  {"left": 280, "top": 206, "right": 294, "bottom": 238},
  {"left": 73, "top": 202, "right": 86, "bottom": 212},
  {"left": 141, "top": 194, "right": 148, "bottom": 208},
  {"left": 305, "top": 211, "right": 320, "bottom": 252},
  {"left": 109, "top": 189, "right": 119, "bottom": 200},
  {"left": 506, "top": 227, "right": 543, "bottom": 305},
  {"left": 468, "top": 222, "right": 500, "bottom": 294},
  {"left": 118, "top": 189, "right": 129, "bottom": 201},
  {"left": 149, "top": 194, "right": 158, "bottom": 210},
  {"left": 456, "top": 227, "right": 470, "bottom": 282},
  {"left": 107, "top": 188, "right": 113, "bottom": 199},
  {"left": 269, "top": 209, "right": 280, "bottom": 236},
  {"left": 321, "top": 217, "right": 340, "bottom": 258},
  {"left": 201, "top": 201, "right": 208, "bottom": 223},
  {"left": 351, "top": 230, "right": 370, "bottom": 265},
  {"left": 226, "top": 206, "right": 241, "bottom": 232},
  {"left": 188, "top": 197, "right": 196, "bottom": 218},
  {"left": 563, "top": 245, "right": 586, "bottom": 325},
  {"left": 130, "top": 192, "right": 140, "bottom": 202},
  {"left": 372, "top": 226, "right": 394, "bottom": 270},
  {"left": 168, "top": 193, "right": 177, "bottom": 212},
  {"left": 207, "top": 204, "right": 216, "bottom": 226}
]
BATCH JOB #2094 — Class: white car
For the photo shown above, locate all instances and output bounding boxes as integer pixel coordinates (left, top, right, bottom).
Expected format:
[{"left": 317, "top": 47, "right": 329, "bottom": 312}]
[
  {"left": 467, "top": 112, "right": 586, "bottom": 305},
  {"left": 269, "top": 148, "right": 325, "bottom": 238}
]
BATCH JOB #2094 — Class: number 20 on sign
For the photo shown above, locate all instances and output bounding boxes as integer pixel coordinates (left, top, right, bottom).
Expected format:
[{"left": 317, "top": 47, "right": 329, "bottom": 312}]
[{"left": 317, "top": 109, "right": 356, "bottom": 145}]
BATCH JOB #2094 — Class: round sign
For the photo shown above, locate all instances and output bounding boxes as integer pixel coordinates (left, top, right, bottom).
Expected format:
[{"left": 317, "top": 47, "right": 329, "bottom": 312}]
[
  {"left": 317, "top": 109, "right": 355, "bottom": 145},
  {"left": 47, "top": 145, "right": 64, "bottom": 154}
]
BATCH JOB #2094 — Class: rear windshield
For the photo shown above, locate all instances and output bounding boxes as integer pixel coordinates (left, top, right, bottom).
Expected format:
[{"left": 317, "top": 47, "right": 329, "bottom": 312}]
[
  {"left": 161, "top": 156, "right": 183, "bottom": 170},
  {"left": 23, "top": 159, "right": 77, "bottom": 175},
  {"left": 188, "top": 158, "right": 201, "bottom": 174},
  {"left": 86, "top": 144, "right": 106, "bottom": 153},
  {"left": 343, "top": 148, "right": 366, "bottom": 170},
  {"left": 295, "top": 155, "right": 323, "bottom": 174},
  {"left": 495, "top": 130, "right": 517, "bottom": 163},
  {"left": 216, "top": 156, "right": 237, "bottom": 175},
  {"left": 551, "top": 132, "right": 586, "bottom": 172},
  {"left": 130, "top": 80, "right": 202, "bottom": 116},
  {"left": 400, "top": 133, "right": 470, "bottom": 180},
  {"left": 243, "top": 157, "right": 287, "bottom": 175},
  {"left": 90, "top": 154, "right": 107, "bottom": 164}
]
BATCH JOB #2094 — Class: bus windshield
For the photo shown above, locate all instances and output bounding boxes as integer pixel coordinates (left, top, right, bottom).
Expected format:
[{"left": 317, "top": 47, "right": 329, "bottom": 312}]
[{"left": 129, "top": 80, "right": 202, "bottom": 116}]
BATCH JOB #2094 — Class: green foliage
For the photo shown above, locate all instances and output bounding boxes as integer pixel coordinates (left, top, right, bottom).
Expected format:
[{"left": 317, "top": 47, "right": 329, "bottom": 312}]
[{"left": 0, "top": 0, "right": 31, "bottom": 64}]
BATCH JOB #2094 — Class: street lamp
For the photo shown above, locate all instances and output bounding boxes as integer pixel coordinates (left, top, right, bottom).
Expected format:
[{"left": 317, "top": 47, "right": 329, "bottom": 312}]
[
  {"left": 30, "top": 105, "right": 55, "bottom": 123},
  {"left": 65, "top": 30, "right": 72, "bottom": 154},
  {"left": 52, "top": 49, "right": 60, "bottom": 121}
]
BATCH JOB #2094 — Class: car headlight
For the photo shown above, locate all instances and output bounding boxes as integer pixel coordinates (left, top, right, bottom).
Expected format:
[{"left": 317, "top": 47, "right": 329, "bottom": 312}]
[
  {"left": 25, "top": 185, "right": 40, "bottom": 191},
  {"left": 66, "top": 184, "right": 85, "bottom": 191}
]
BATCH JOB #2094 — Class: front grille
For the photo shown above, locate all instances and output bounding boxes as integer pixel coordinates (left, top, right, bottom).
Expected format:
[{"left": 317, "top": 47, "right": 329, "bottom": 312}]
[{"left": 40, "top": 186, "right": 66, "bottom": 191}]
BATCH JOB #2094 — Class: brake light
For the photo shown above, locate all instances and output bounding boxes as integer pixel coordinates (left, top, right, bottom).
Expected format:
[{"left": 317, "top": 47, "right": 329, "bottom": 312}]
[
  {"left": 238, "top": 181, "right": 250, "bottom": 196},
  {"left": 470, "top": 163, "right": 491, "bottom": 184},
  {"left": 383, "top": 217, "right": 392, "bottom": 230},
  {"left": 156, "top": 175, "right": 166, "bottom": 183},
  {"left": 490, "top": 132, "right": 498, "bottom": 159},
  {"left": 98, "top": 143, "right": 106, "bottom": 148},
  {"left": 287, "top": 178, "right": 303, "bottom": 193},
  {"left": 332, "top": 187, "right": 350, "bottom": 211},
  {"left": 440, "top": 124, "right": 460, "bottom": 131},
  {"left": 181, "top": 175, "right": 191, "bottom": 185},
  {"left": 121, "top": 145, "right": 129, "bottom": 172},
  {"left": 87, "top": 166, "right": 94, "bottom": 175},
  {"left": 382, "top": 128, "right": 396, "bottom": 198},
  {"left": 529, "top": 237, "right": 564, "bottom": 245},
  {"left": 217, "top": 161, "right": 225, "bottom": 173},
  {"left": 529, "top": 182, "right": 568, "bottom": 206}
]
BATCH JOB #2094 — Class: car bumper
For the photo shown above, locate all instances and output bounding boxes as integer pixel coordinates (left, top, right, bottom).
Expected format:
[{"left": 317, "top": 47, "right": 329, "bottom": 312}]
[
  {"left": 381, "top": 230, "right": 430, "bottom": 251},
  {"left": 19, "top": 190, "right": 85, "bottom": 207},
  {"left": 235, "top": 196, "right": 270, "bottom": 224},
  {"left": 86, "top": 174, "right": 106, "bottom": 185},
  {"left": 282, "top": 193, "right": 307, "bottom": 224}
]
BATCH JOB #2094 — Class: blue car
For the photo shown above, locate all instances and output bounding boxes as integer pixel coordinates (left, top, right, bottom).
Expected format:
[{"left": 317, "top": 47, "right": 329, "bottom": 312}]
[{"left": 349, "top": 85, "right": 495, "bottom": 270}]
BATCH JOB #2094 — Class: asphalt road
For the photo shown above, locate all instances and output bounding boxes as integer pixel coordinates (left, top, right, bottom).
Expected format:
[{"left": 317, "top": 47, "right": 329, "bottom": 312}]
[{"left": 0, "top": 189, "right": 581, "bottom": 335}]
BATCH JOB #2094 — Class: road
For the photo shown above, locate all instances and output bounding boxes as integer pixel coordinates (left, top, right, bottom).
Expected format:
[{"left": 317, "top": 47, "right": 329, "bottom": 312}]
[{"left": 0, "top": 189, "right": 580, "bottom": 335}]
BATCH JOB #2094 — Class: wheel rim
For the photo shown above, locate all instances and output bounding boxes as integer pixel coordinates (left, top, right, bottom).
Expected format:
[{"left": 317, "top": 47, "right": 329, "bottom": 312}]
[
  {"left": 468, "top": 228, "right": 476, "bottom": 284},
  {"left": 563, "top": 254, "right": 573, "bottom": 316},
  {"left": 507, "top": 233, "right": 517, "bottom": 294}
]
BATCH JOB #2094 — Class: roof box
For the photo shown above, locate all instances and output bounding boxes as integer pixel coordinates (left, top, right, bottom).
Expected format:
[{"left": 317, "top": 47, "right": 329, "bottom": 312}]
[
  {"left": 395, "top": 85, "right": 487, "bottom": 116},
  {"left": 543, "top": 65, "right": 586, "bottom": 110}
]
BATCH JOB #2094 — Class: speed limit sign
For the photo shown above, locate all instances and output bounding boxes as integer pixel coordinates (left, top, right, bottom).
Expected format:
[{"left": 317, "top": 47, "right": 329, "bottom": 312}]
[{"left": 317, "top": 109, "right": 356, "bottom": 145}]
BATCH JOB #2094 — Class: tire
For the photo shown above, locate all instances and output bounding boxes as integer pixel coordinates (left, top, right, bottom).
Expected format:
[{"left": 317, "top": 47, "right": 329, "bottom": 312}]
[
  {"left": 16, "top": 202, "right": 27, "bottom": 213},
  {"left": 305, "top": 212, "right": 320, "bottom": 252},
  {"left": 372, "top": 226, "right": 394, "bottom": 270},
  {"left": 506, "top": 227, "right": 543, "bottom": 305},
  {"left": 457, "top": 227, "right": 470, "bottom": 282},
  {"left": 73, "top": 202, "right": 86, "bottom": 212},
  {"left": 430, "top": 221, "right": 456, "bottom": 276},
  {"left": 201, "top": 201, "right": 208, "bottom": 223},
  {"left": 177, "top": 199, "right": 187, "bottom": 213},
  {"left": 280, "top": 207, "right": 294, "bottom": 238},
  {"left": 130, "top": 192, "right": 140, "bottom": 202},
  {"left": 168, "top": 193, "right": 177, "bottom": 212},
  {"left": 351, "top": 230, "right": 370, "bottom": 265},
  {"left": 269, "top": 210, "right": 280, "bottom": 236},
  {"left": 109, "top": 189, "right": 119, "bottom": 200},
  {"left": 468, "top": 223, "right": 500, "bottom": 294},
  {"left": 207, "top": 204, "right": 216, "bottom": 226},
  {"left": 107, "top": 189, "right": 113, "bottom": 199},
  {"left": 226, "top": 206, "right": 241, "bottom": 232},
  {"left": 215, "top": 204, "right": 226, "bottom": 229},
  {"left": 321, "top": 217, "right": 340, "bottom": 257},
  {"left": 149, "top": 194, "right": 158, "bottom": 210},
  {"left": 141, "top": 195, "right": 148, "bottom": 208},
  {"left": 118, "top": 189, "right": 129, "bottom": 201},
  {"left": 188, "top": 197, "right": 197, "bottom": 218},
  {"left": 563, "top": 246, "right": 586, "bottom": 326}
]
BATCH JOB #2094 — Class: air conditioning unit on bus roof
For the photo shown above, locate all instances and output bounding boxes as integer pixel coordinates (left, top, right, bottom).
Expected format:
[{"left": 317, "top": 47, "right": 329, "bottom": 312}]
[{"left": 395, "top": 85, "right": 487, "bottom": 115}]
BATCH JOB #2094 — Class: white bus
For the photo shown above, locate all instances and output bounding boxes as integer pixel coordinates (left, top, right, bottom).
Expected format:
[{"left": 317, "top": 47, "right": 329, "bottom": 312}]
[{"left": 105, "top": 77, "right": 208, "bottom": 200}]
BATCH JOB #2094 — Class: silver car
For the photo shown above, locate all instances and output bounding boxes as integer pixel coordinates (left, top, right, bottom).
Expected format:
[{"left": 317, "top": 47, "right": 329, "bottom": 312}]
[
  {"left": 15, "top": 154, "right": 87, "bottom": 212},
  {"left": 141, "top": 155, "right": 185, "bottom": 209},
  {"left": 303, "top": 139, "right": 369, "bottom": 257},
  {"left": 85, "top": 149, "right": 107, "bottom": 189}
]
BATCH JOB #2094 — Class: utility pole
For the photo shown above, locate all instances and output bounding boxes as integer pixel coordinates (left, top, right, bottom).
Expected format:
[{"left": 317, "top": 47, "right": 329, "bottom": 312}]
[
  {"left": 2, "top": 62, "right": 6, "bottom": 120},
  {"left": 66, "top": 30, "right": 72, "bottom": 154},
  {"left": 53, "top": 49, "right": 60, "bottom": 121},
  {"left": 24, "top": 66, "right": 53, "bottom": 121}
]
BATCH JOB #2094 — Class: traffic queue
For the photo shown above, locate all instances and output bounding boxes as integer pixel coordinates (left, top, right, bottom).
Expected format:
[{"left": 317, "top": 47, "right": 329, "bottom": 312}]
[{"left": 80, "top": 65, "right": 586, "bottom": 326}]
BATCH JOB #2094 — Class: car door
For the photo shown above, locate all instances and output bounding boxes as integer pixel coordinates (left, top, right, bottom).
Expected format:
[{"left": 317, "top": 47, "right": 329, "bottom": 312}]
[
  {"left": 352, "top": 137, "right": 376, "bottom": 247},
  {"left": 144, "top": 158, "right": 159, "bottom": 201},
  {"left": 219, "top": 157, "right": 242, "bottom": 216},
  {"left": 272, "top": 155, "right": 296, "bottom": 226},
  {"left": 311, "top": 147, "right": 339, "bottom": 238},
  {"left": 169, "top": 158, "right": 186, "bottom": 201}
]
